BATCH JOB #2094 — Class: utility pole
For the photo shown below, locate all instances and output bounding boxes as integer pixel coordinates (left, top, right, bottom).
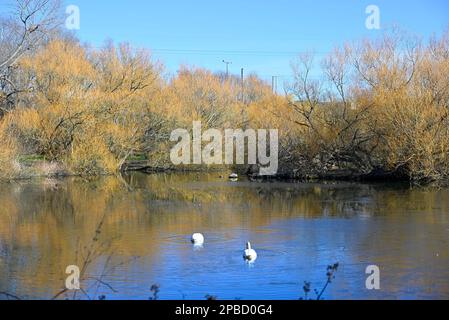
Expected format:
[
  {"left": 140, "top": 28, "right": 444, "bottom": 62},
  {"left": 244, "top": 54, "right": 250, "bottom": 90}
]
[
  {"left": 240, "top": 68, "right": 244, "bottom": 102},
  {"left": 272, "top": 76, "right": 278, "bottom": 94},
  {"left": 274, "top": 76, "right": 279, "bottom": 94},
  {"left": 222, "top": 60, "right": 232, "bottom": 79},
  {"left": 240, "top": 67, "right": 248, "bottom": 128}
]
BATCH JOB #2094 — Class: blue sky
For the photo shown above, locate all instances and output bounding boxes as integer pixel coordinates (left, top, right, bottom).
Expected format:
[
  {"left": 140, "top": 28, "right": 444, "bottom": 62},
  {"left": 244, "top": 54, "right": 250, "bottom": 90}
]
[{"left": 7, "top": 1, "right": 449, "bottom": 81}]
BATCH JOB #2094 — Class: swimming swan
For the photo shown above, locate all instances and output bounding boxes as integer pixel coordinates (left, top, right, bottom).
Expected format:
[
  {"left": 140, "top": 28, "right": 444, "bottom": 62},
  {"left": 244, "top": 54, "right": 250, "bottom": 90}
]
[
  {"left": 243, "top": 242, "right": 257, "bottom": 261},
  {"left": 191, "top": 233, "right": 204, "bottom": 245},
  {"left": 229, "top": 173, "right": 238, "bottom": 180}
]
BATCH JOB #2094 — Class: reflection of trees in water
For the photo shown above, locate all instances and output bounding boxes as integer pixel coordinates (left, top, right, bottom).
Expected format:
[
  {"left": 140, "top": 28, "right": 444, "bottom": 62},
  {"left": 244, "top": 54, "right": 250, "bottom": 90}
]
[
  {"left": 127, "top": 173, "right": 385, "bottom": 219},
  {"left": 0, "top": 173, "right": 449, "bottom": 298}
]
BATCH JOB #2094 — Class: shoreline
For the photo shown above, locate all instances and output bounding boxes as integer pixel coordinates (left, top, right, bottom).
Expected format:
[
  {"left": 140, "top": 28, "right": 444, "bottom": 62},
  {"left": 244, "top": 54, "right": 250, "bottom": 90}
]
[{"left": 0, "top": 158, "right": 428, "bottom": 186}]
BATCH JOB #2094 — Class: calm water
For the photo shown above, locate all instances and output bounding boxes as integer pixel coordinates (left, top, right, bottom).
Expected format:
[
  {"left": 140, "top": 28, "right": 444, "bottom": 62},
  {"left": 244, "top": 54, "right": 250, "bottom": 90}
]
[{"left": 0, "top": 172, "right": 449, "bottom": 300}]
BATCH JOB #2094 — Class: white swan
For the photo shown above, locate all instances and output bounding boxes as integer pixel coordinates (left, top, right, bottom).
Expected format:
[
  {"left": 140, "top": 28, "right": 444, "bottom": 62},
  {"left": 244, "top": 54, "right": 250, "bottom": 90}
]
[
  {"left": 229, "top": 173, "right": 238, "bottom": 180},
  {"left": 191, "top": 233, "right": 204, "bottom": 245},
  {"left": 243, "top": 242, "right": 257, "bottom": 262}
]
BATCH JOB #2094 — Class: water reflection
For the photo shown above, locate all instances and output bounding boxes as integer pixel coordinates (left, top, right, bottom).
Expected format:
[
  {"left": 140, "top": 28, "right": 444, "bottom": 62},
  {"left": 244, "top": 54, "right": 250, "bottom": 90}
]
[{"left": 0, "top": 172, "right": 448, "bottom": 299}]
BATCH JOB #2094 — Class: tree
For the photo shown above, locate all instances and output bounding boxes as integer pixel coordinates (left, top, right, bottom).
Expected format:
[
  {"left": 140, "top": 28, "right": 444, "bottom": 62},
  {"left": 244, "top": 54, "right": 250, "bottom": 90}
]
[{"left": 0, "top": 0, "right": 60, "bottom": 116}]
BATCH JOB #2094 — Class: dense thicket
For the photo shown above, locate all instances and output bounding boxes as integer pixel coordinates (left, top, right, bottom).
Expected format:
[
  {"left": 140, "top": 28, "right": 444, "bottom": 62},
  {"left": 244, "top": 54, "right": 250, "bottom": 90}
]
[{"left": 254, "top": 30, "right": 449, "bottom": 183}]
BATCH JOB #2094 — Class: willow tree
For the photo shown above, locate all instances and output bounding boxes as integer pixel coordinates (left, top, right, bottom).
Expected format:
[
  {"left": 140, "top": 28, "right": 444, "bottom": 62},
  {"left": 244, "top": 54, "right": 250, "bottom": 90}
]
[{"left": 0, "top": 0, "right": 61, "bottom": 117}]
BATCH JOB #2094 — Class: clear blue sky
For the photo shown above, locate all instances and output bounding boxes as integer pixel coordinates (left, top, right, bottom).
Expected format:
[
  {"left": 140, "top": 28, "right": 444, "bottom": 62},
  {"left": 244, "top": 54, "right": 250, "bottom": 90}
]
[{"left": 11, "top": 1, "right": 449, "bottom": 81}]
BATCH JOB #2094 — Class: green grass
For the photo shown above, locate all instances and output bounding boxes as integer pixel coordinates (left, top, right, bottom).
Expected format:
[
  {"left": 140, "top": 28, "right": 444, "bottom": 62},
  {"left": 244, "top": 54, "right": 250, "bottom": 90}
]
[
  {"left": 19, "top": 154, "right": 46, "bottom": 162},
  {"left": 126, "top": 154, "right": 148, "bottom": 161}
]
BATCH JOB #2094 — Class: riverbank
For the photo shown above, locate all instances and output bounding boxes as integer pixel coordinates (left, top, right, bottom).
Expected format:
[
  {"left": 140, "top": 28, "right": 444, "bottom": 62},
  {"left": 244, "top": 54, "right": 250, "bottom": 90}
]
[
  {"left": 2, "top": 156, "right": 447, "bottom": 188},
  {"left": 124, "top": 160, "right": 417, "bottom": 184}
]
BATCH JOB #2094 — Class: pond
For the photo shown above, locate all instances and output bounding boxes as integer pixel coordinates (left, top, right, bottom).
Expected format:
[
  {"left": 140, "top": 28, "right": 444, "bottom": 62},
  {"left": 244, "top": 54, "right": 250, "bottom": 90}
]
[{"left": 0, "top": 172, "right": 448, "bottom": 300}]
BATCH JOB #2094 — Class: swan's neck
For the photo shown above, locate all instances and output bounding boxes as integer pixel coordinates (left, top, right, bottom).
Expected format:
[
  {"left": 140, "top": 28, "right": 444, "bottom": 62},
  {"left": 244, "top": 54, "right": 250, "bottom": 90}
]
[{"left": 246, "top": 242, "right": 251, "bottom": 250}]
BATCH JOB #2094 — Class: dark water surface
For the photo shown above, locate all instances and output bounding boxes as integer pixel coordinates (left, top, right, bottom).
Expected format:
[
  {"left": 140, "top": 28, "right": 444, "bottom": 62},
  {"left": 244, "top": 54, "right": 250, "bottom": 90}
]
[{"left": 0, "top": 172, "right": 448, "bottom": 300}]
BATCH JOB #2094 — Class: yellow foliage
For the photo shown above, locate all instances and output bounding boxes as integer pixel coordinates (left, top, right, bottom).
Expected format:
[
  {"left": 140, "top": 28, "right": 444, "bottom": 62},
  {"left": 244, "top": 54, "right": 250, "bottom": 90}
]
[
  {"left": 68, "top": 136, "right": 118, "bottom": 175},
  {"left": 0, "top": 117, "right": 19, "bottom": 179},
  {"left": 163, "top": 66, "right": 241, "bottom": 129},
  {"left": 1, "top": 30, "right": 449, "bottom": 183},
  {"left": 2, "top": 40, "right": 164, "bottom": 175}
]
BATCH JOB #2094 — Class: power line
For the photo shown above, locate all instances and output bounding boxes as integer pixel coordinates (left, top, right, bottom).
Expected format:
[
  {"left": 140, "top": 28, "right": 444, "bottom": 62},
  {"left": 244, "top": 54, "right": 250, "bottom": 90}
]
[
  {"left": 85, "top": 45, "right": 332, "bottom": 57},
  {"left": 150, "top": 49, "right": 332, "bottom": 56}
]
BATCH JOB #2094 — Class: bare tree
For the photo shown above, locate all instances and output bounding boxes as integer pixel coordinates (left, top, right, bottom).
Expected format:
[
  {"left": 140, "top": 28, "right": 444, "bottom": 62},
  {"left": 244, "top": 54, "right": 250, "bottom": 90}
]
[
  {"left": 0, "top": 0, "right": 61, "bottom": 116},
  {"left": 287, "top": 53, "right": 324, "bottom": 140},
  {"left": 286, "top": 51, "right": 377, "bottom": 174}
]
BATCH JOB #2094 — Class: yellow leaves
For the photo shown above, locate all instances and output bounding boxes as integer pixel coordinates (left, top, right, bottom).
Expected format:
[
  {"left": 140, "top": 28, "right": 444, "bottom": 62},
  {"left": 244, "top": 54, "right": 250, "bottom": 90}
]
[
  {"left": 248, "top": 95, "right": 291, "bottom": 132},
  {"left": 379, "top": 98, "right": 449, "bottom": 179},
  {"left": 14, "top": 108, "right": 41, "bottom": 131},
  {"left": 68, "top": 136, "right": 118, "bottom": 175},
  {"left": 94, "top": 43, "right": 162, "bottom": 103},
  {"left": 0, "top": 116, "right": 19, "bottom": 179},
  {"left": 165, "top": 67, "right": 239, "bottom": 128},
  {"left": 2, "top": 39, "right": 164, "bottom": 174},
  {"left": 21, "top": 40, "right": 95, "bottom": 85}
]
